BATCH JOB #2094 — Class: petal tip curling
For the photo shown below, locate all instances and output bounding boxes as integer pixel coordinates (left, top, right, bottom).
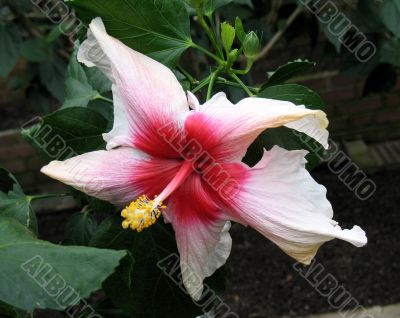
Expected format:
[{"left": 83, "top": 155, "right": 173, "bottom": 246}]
[
  {"left": 40, "top": 161, "right": 61, "bottom": 179},
  {"left": 338, "top": 225, "right": 368, "bottom": 247}
]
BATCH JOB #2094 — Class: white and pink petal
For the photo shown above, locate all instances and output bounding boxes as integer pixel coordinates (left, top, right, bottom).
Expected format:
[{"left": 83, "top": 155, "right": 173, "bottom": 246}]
[
  {"left": 170, "top": 216, "right": 231, "bottom": 301},
  {"left": 164, "top": 174, "right": 233, "bottom": 300},
  {"left": 78, "top": 17, "right": 189, "bottom": 155},
  {"left": 185, "top": 94, "right": 328, "bottom": 162},
  {"left": 227, "top": 146, "right": 367, "bottom": 264},
  {"left": 41, "top": 148, "right": 182, "bottom": 208},
  {"left": 102, "top": 84, "right": 131, "bottom": 150},
  {"left": 41, "top": 148, "right": 147, "bottom": 206}
]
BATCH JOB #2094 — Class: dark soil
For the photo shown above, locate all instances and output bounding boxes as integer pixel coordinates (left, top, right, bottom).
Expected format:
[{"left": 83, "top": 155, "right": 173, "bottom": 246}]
[
  {"left": 224, "top": 167, "right": 400, "bottom": 318},
  {"left": 36, "top": 167, "right": 400, "bottom": 318}
]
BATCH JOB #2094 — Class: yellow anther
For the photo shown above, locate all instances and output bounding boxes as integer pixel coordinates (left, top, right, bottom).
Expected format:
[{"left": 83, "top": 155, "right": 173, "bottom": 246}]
[
  {"left": 120, "top": 194, "right": 166, "bottom": 232},
  {"left": 122, "top": 220, "right": 130, "bottom": 229},
  {"left": 121, "top": 209, "right": 128, "bottom": 217}
]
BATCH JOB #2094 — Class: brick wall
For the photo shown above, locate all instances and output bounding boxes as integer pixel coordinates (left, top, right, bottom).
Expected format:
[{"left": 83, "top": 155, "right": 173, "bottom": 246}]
[
  {"left": 251, "top": 25, "right": 400, "bottom": 143},
  {"left": 302, "top": 75, "right": 400, "bottom": 142}
]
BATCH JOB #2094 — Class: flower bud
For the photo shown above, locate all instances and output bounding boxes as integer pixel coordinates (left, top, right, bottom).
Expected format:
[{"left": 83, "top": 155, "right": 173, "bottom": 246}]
[
  {"left": 227, "top": 49, "right": 239, "bottom": 64},
  {"left": 243, "top": 31, "right": 260, "bottom": 58}
]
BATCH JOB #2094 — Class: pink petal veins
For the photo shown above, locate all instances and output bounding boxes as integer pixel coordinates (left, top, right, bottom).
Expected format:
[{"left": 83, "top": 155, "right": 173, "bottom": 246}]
[{"left": 78, "top": 17, "right": 190, "bottom": 154}]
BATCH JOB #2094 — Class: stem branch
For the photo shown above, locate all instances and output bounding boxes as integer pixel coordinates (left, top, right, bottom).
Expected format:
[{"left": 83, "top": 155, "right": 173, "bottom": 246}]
[
  {"left": 254, "top": 5, "right": 303, "bottom": 62},
  {"left": 216, "top": 77, "right": 259, "bottom": 93},
  {"left": 93, "top": 95, "right": 113, "bottom": 104},
  {"left": 30, "top": 193, "right": 70, "bottom": 201},
  {"left": 177, "top": 65, "right": 198, "bottom": 85},
  {"left": 197, "top": 15, "right": 224, "bottom": 59},
  {"left": 192, "top": 74, "right": 212, "bottom": 93},
  {"left": 191, "top": 43, "right": 224, "bottom": 64},
  {"left": 207, "top": 69, "right": 222, "bottom": 100},
  {"left": 229, "top": 73, "right": 254, "bottom": 97}
]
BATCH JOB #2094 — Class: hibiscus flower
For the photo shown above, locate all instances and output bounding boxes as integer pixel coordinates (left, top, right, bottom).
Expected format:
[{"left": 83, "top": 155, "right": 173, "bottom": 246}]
[{"left": 41, "top": 18, "right": 367, "bottom": 300}]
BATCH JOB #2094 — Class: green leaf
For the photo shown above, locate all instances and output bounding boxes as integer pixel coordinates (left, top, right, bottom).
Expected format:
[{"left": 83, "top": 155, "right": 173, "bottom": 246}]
[
  {"left": 261, "top": 127, "right": 325, "bottom": 170},
  {"left": 235, "top": 17, "right": 246, "bottom": 43},
  {"left": 20, "top": 39, "right": 51, "bottom": 62},
  {"left": 242, "top": 137, "right": 263, "bottom": 167},
  {"left": 233, "top": 0, "right": 253, "bottom": 7},
  {"left": 0, "top": 23, "right": 22, "bottom": 79},
  {"left": 381, "top": 38, "right": 400, "bottom": 67},
  {"left": 0, "top": 216, "right": 125, "bottom": 311},
  {"left": 258, "top": 84, "right": 324, "bottom": 110},
  {"left": 87, "top": 197, "right": 116, "bottom": 215},
  {"left": 68, "top": 0, "right": 192, "bottom": 68},
  {"left": 27, "top": 87, "right": 51, "bottom": 114},
  {"left": 6, "top": 66, "right": 36, "bottom": 96},
  {"left": 63, "top": 53, "right": 99, "bottom": 108},
  {"left": 203, "top": 0, "right": 252, "bottom": 15},
  {"left": 0, "top": 168, "right": 14, "bottom": 193},
  {"left": 264, "top": 59, "right": 315, "bottom": 88},
  {"left": 92, "top": 216, "right": 224, "bottom": 318},
  {"left": 85, "top": 67, "right": 112, "bottom": 94},
  {"left": 0, "top": 168, "right": 37, "bottom": 234},
  {"left": 21, "top": 107, "right": 109, "bottom": 160},
  {"left": 0, "top": 301, "right": 25, "bottom": 318},
  {"left": 380, "top": 0, "right": 400, "bottom": 35},
  {"left": 0, "top": 6, "right": 11, "bottom": 20},
  {"left": 46, "top": 26, "right": 63, "bottom": 43},
  {"left": 350, "top": 0, "right": 386, "bottom": 33},
  {"left": 87, "top": 98, "right": 114, "bottom": 123},
  {"left": 64, "top": 212, "right": 98, "bottom": 246},
  {"left": 11, "top": 0, "right": 33, "bottom": 12},
  {"left": 38, "top": 55, "right": 67, "bottom": 102},
  {"left": 63, "top": 45, "right": 112, "bottom": 108},
  {"left": 204, "top": 0, "right": 232, "bottom": 15},
  {"left": 173, "top": 70, "right": 191, "bottom": 91},
  {"left": 89, "top": 215, "right": 126, "bottom": 248},
  {"left": 256, "top": 84, "right": 325, "bottom": 169},
  {"left": 185, "top": 0, "right": 205, "bottom": 10},
  {"left": 221, "top": 22, "right": 236, "bottom": 54}
]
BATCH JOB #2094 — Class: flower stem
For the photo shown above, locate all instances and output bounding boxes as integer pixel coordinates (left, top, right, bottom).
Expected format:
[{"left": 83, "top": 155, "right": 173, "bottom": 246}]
[
  {"left": 206, "top": 67, "right": 222, "bottom": 101},
  {"left": 206, "top": 14, "right": 223, "bottom": 54},
  {"left": 92, "top": 95, "right": 113, "bottom": 104},
  {"left": 216, "top": 77, "right": 259, "bottom": 93},
  {"left": 229, "top": 73, "right": 254, "bottom": 97},
  {"left": 192, "top": 74, "right": 212, "bottom": 93},
  {"left": 191, "top": 42, "right": 224, "bottom": 64},
  {"left": 29, "top": 193, "right": 70, "bottom": 202},
  {"left": 254, "top": 5, "right": 303, "bottom": 62},
  {"left": 177, "top": 65, "right": 198, "bottom": 85},
  {"left": 231, "top": 58, "right": 254, "bottom": 75},
  {"left": 197, "top": 14, "right": 224, "bottom": 59}
]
